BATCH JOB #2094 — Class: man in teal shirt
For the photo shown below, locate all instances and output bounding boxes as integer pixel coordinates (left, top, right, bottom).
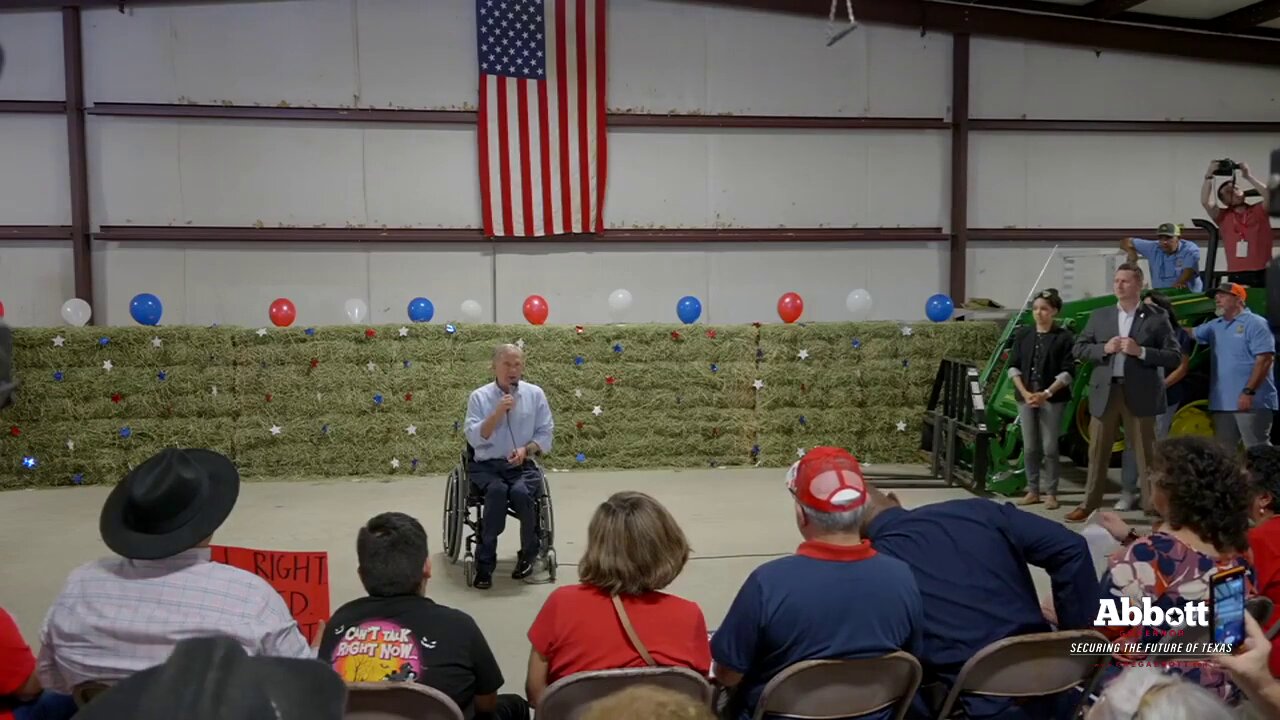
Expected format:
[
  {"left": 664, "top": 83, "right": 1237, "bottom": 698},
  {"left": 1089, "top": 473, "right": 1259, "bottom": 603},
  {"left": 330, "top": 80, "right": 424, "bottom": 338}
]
[
  {"left": 1121, "top": 223, "right": 1203, "bottom": 292},
  {"left": 1193, "top": 282, "right": 1276, "bottom": 447}
]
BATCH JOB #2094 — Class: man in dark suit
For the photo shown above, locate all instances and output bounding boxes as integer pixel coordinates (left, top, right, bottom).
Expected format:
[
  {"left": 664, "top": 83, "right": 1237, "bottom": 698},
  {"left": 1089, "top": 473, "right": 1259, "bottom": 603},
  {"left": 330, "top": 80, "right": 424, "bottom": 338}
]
[{"left": 1066, "top": 263, "right": 1181, "bottom": 521}]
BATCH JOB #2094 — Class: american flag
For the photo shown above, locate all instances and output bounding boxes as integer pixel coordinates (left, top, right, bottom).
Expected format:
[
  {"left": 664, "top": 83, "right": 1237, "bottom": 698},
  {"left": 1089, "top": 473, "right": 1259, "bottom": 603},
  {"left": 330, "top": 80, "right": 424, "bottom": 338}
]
[{"left": 476, "top": 0, "right": 607, "bottom": 237}]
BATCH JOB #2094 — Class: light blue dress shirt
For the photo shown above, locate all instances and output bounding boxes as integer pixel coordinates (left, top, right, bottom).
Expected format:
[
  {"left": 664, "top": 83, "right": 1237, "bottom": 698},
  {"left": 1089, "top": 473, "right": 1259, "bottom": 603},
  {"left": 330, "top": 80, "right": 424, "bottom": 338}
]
[
  {"left": 1193, "top": 309, "right": 1278, "bottom": 412},
  {"left": 1131, "top": 237, "right": 1203, "bottom": 292},
  {"left": 465, "top": 380, "right": 554, "bottom": 461}
]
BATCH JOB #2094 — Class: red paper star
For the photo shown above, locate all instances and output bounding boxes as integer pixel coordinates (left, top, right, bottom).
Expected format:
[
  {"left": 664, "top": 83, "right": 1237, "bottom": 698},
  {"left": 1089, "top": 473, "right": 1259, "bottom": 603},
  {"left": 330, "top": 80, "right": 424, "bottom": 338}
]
[
  {"left": 309, "top": 358, "right": 319, "bottom": 369},
  {"left": 801, "top": 383, "right": 808, "bottom": 393},
  {"left": 111, "top": 393, "right": 123, "bottom": 404},
  {"left": 752, "top": 322, "right": 762, "bottom": 328},
  {"left": 8, "top": 426, "right": 19, "bottom": 437},
  {"left": 575, "top": 325, "right": 584, "bottom": 334},
  {"left": 575, "top": 421, "right": 585, "bottom": 430},
  {"left": 404, "top": 392, "right": 413, "bottom": 402},
  {"left": 265, "top": 393, "right": 273, "bottom": 403},
  {"left": 671, "top": 331, "right": 682, "bottom": 341},
  {"left": 605, "top": 375, "right": 616, "bottom": 386},
  {"left": 365, "top": 328, "right": 377, "bottom": 339},
  {"left": 706, "top": 329, "right": 717, "bottom": 339},
  {"left": 711, "top": 427, "right": 721, "bottom": 437}
]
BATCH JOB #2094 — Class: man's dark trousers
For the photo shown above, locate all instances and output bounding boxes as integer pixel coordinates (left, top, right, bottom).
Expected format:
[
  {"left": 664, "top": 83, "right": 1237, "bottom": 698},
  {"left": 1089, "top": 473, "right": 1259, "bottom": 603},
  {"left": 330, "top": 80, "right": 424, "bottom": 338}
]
[{"left": 469, "top": 458, "right": 542, "bottom": 572}]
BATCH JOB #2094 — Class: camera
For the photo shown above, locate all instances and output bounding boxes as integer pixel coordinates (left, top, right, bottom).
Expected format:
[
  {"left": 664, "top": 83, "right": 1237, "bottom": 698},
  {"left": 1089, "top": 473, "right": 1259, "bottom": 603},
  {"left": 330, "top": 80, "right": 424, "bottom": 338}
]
[{"left": 1214, "top": 158, "right": 1241, "bottom": 177}]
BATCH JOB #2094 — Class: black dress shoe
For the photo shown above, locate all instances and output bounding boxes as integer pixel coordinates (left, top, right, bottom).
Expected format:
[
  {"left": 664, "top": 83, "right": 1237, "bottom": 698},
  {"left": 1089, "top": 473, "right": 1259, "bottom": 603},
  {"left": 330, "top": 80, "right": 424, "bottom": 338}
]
[
  {"left": 512, "top": 556, "right": 534, "bottom": 580},
  {"left": 474, "top": 570, "right": 493, "bottom": 589}
]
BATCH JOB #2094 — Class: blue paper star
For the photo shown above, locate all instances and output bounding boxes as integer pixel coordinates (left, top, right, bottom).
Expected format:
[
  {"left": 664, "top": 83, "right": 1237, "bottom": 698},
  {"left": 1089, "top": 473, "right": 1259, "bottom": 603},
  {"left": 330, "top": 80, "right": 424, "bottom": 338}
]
[
  {"left": 373, "top": 394, "right": 384, "bottom": 406},
  {"left": 21, "top": 456, "right": 37, "bottom": 469},
  {"left": 710, "top": 363, "right": 718, "bottom": 373},
  {"left": 119, "top": 427, "right": 132, "bottom": 438},
  {"left": 453, "top": 420, "right": 460, "bottom": 432},
  {"left": 53, "top": 371, "right": 63, "bottom": 381},
  {"left": 573, "top": 355, "right": 585, "bottom": 366},
  {"left": 799, "top": 415, "right": 807, "bottom": 425},
  {"left": 613, "top": 343, "right": 623, "bottom": 353},
  {"left": 575, "top": 452, "right": 587, "bottom": 463},
  {"left": 411, "top": 458, "right": 420, "bottom": 470},
  {"left": 403, "top": 360, "right": 411, "bottom": 369},
  {"left": 445, "top": 324, "right": 457, "bottom": 334},
  {"left": 756, "top": 348, "right": 765, "bottom": 360},
  {"left": 852, "top": 338, "right": 862, "bottom": 349},
  {"left": 157, "top": 370, "right": 167, "bottom": 381},
  {"left": 902, "top": 359, "right": 910, "bottom": 368},
  {"left": 304, "top": 327, "right": 316, "bottom": 336},
  {"left": 72, "top": 473, "right": 84, "bottom": 485},
  {"left": 322, "top": 424, "right": 330, "bottom": 434},
  {"left": 750, "top": 444, "right": 760, "bottom": 456},
  {"left": 99, "top": 337, "right": 110, "bottom": 347}
]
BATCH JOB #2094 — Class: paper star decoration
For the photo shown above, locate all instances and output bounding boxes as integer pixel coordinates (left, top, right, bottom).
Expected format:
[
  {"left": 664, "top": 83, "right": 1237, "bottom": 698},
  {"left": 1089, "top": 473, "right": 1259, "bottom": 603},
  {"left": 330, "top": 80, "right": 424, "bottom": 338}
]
[
  {"left": 53, "top": 371, "right": 63, "bottom": 381},
  {"left": 398, "top": 327, "right": 409, "bottom": 337},
  {"left": 390, "top": 458, "right": 401, "bottom": 469},
  {"left": 366, "top": 361, "right": 377, "bottom": 372},
  {"left": 52, "top": 335, "right": 65, "bottom": 347},
  {"left": 574, "top": 389, "right": 583, "bottom": 398},
  {"left": 66, "top": 439, "right": 75, "bottom": 451},
  {"left": 796, "top": 447, "right": 806, "bottom": 458},
  {"left": 592, "top": 405, "right": 603, "bottom": 416},
  {"left": 269, "top": 425, "right": 283, "bottom": 436},
  {"left": 752, "top": 379, "right": 765, "bottom": 390},
  {"left": 516, "top": 339, "right": 525, "bottom": 349},
  {"left": 256, "top": 328, "right": 268, "bottom": 337},
  {"left": 901, "top": 325, "right": 913, "bottom": 336},
  {"left": 405, "top": 424, "right": 418, "bottom": 436},
  {"left": 896, "top": 420, "right": 908, "bottom": 432},
  {"left": 151, "top": 337, "right": 163, "bottom": 348},
  {"left": 211, "top": 385, "right": 218, "bottom": 396},
  {"left": 797, "top": 349, "right": 810, "bottom": 360},
  {"left": 102, "top": 360, "right": 113, "bottom": 372}
]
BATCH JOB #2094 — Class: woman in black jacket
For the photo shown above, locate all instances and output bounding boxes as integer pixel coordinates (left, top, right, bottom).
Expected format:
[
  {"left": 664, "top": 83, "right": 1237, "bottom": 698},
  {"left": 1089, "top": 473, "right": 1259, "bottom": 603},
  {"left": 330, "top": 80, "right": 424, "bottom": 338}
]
[{"left": 1007, "top": 289, "right": 1075, "bottom": 509}]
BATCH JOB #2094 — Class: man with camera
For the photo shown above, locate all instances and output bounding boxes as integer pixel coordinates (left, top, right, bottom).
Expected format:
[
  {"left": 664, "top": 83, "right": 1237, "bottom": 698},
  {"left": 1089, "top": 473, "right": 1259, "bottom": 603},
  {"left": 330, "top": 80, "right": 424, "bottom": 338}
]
[{"left": 1201, "top": 159, "right": 1273, "bottom": 288}]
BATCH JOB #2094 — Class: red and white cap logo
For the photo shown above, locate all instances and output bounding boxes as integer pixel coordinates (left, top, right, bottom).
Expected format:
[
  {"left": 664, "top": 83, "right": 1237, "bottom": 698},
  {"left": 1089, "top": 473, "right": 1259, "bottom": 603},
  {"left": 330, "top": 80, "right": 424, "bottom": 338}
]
[{"left": 787, "top": 447, "right": 867, "bottom": 514}]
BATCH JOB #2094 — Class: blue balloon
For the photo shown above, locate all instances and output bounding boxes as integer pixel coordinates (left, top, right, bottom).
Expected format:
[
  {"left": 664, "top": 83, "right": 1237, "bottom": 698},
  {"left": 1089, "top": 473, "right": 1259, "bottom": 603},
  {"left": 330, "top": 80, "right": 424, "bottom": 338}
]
[
  {"left": 676, "top": 295, "right": 702, "bottom": 324},
  {"left": 925, "top": 293, "right": 954, "bottom": 323},
  {"left": 129, "top": 293, "right": 163, "bottom": 326},
  {"left": 407, "top": 296, "right": 435, "bottom": 323}
]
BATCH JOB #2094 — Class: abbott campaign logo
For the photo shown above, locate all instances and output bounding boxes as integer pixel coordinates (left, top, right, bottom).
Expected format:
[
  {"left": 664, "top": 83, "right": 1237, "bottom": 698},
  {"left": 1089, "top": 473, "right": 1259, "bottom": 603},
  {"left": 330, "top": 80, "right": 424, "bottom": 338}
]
[
  {"left": 1070, "top": 597, "right": 1236, "bottom": 658},
  {"left": 1095, "top": 597, "right": 1210, "bottom": 630}
]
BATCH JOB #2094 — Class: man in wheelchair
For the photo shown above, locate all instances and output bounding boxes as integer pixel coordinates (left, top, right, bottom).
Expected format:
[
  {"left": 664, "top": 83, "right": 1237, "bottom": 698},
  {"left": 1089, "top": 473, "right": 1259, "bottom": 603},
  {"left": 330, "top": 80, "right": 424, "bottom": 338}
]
[{"left": 463, "top": 343, "right": 554, "bottom": 589}]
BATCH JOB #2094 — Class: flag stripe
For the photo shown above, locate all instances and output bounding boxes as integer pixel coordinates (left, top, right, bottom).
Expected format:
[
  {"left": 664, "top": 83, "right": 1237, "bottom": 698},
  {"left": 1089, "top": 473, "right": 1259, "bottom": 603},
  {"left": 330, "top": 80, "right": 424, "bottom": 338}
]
[
  {"left": 537, "top": 80, "right": 554, "bottom": 236},
  {"left": 478, "top": 74, "right": 495, "bottom": 236},
  {"left": 496, "top": 76, "right": 514, "bottom": 236},
  {"left": 576, "top": 0, "right": 590, "bottom": 233},
  {"left": 556, "top": 0, "right": 573, "bottom": 232},
  {"left": 517, "top": 80, "right": 534, "bottom": 236},
  {"left": 594, "top": 0, "right": 607, "bottom": 233}
]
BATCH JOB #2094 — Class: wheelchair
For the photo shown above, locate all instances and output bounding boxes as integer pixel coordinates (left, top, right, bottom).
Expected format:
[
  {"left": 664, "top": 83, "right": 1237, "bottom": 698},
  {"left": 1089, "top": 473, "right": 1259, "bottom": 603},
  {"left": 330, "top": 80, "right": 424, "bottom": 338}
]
[{"left": 441, "top": 444, "right": 557, "bottom": 587}]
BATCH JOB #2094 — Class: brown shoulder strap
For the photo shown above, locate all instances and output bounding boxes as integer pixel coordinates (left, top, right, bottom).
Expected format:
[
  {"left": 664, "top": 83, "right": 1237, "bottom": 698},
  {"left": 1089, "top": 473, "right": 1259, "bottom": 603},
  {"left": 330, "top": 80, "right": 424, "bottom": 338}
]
[{"left": 611, "top": 595, "right": 657, "bottom": 667}]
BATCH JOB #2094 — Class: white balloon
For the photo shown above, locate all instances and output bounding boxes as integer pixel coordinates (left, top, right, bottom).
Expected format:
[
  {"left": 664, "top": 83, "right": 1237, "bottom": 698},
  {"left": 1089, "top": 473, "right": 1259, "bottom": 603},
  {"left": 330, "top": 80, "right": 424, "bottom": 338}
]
[
  {"left": 343, "top": 298, "right": 369, "bottom": 324},
  {"left": 460, "top": 299, "right": 484, "bottom": 322},
  {"left": 846, "top": 289, "right": 873, "bottom": 320},
  {"left": 607, "top": 288, "right": 633, "bottom": 319},
  {"left": 60, "top": 298, "right": 92, "bottom": 327}
]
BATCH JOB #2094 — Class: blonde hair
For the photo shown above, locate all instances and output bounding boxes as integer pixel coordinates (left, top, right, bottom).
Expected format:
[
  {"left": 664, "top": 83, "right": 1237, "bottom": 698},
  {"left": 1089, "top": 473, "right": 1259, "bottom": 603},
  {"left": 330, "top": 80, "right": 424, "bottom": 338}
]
[
  {"left": 1088, "top": 668, "right": 1232, "bottom": 720},
  {"left": 581, "top": 685, "right": 714, "bottom": 720},
  {"left": 578, "top": 492, "right": 690, "bottom": 596}
]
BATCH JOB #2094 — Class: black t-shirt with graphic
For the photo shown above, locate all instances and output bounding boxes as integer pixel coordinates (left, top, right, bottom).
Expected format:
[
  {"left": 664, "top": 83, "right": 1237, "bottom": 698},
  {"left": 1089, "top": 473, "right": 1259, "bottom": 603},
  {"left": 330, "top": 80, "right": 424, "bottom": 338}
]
[{"left": 317, "top": 595, "right": 503, "bottom": 717}]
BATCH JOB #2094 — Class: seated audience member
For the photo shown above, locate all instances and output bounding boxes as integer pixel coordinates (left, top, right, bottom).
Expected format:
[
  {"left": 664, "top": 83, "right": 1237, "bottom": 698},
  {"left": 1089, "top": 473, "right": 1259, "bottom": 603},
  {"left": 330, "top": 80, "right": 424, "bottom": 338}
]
[
  {"left": 860, "top": 482, "right": 1099, "bottom": 719},
  {"left": 1244, "top": 445, "right": 1280, "bottom": 676},
  {"left": 712, "top": 447, "right": 923, "bottom": 720},
  {"left": 1096, "top": 436, "right": 1254, "bottom": 702},
  {"left": 581, "top": 686, "right": 715, "bottom": 720},
  {"left": 525, "top": 492, "right": 709, "bottom": 707},
  {"left": 0, "top": 607, "right": 75, "bottom": 720},
  {"left": 75, "top": 635, "right": 346, "bottom": 720},
  {"left": 317, "top": 512, "right": 524, "bottom": 720},
  {"left": 1086, "top": 667, "right": 1233, "bottom": 720},
  {"left": 37, "top": 448, "right": 312, "bottom": 692},
  {"left": 1213, "top": 614, "right": 1280, "bottom": 717}
]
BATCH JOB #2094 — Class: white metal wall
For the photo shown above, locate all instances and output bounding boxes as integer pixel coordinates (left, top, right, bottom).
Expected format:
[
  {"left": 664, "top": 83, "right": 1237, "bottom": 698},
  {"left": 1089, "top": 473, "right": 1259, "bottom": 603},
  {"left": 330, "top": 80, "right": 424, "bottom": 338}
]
[{"left": 1, "top": 1, "right": 1278, "bottom": 327}]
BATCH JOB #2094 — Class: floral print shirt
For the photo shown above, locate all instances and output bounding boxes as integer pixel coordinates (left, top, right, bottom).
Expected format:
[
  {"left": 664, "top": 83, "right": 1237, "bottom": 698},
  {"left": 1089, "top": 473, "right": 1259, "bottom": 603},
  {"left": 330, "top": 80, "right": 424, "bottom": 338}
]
[{"left": 1097, "top": 531, "right": 1252, "bottom": 704}]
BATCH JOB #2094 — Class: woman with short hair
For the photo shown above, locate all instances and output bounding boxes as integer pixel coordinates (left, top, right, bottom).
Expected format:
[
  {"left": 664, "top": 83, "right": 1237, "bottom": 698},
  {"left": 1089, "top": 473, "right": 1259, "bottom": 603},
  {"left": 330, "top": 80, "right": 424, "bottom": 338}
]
[{"left": 524, "top": 492, "right": 710, "bottom": 707}]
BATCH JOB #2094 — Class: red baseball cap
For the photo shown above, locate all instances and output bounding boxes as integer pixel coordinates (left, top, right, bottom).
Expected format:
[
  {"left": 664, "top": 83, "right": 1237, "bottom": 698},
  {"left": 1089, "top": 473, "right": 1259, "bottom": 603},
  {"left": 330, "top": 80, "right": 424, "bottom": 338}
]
[{"left": 786, "top": 447, "right": 868, "bottom": 513}]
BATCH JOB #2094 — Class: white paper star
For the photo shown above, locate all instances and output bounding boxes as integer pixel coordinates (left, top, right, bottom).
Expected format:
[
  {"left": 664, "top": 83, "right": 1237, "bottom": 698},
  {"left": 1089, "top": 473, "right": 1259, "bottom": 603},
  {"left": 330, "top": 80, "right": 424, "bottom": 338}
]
[
  {"left": 901, "top": 325, "right": 913, "bottom": 336},
  {"left": 796, "top": 447, "right": 806, "bottom": 458},
  {"left": 896, "top": 420, "right": 908, "bottom": 432},
  {"left": 102, "top": 360, "right": 113, "bottom": 372},
  {"left": 574, "top": 389, "right": 583, "bottom": 398},
  {"left": 52, "top": 335, "right": 65, "bottom": 347},
  {"left": 316, "top": 392, "right": 323, "bottom": 401},
  {"left": 256, "top": 328, "right": 268, "bottom": 337},
  {"left": 405, "top": 424, "right": 417, "bottom": 436},
  {"left": 366, "top": 361, "right": 377, "bottom": 372},
  {"left": 752, "top": 379, "right": 765, "bottom": 390},
  {"left": 151, "top": 337, "right": 163, "bottom": 348},
  {"left": 797, "top": 349, "right": 810, "bottom": 360},
  {"left": 592, "top": 405, "right": 603, "bottom": 416},
  {"left": 398, "top": 327, "right": 409, "bottom": 337},
  {"left": 66, "top": 439, "right": 75, "bottom": 451},
  {"left": 269, "top": 425, "right": 283, "bottom": 436},
  {"left": 390, "top": 458, "right": 401, "bottom": 469},
  {"left": 211, "top": 385, "right": 218, "bottom": 396},
  {"left": 516, "top": 339, "right": 525, "bottom": 349}
]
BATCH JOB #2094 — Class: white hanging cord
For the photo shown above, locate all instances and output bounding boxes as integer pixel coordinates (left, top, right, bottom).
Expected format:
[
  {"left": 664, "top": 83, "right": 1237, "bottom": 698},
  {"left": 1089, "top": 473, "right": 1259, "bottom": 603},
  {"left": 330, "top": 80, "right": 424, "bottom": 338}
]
[{"left": 826, "top": 0, "right": 857, "bottom": 47}]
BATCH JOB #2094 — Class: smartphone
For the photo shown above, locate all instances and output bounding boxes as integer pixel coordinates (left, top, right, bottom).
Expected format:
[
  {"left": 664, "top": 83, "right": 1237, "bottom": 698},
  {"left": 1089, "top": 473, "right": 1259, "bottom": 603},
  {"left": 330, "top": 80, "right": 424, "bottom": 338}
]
[{"left": 1210, "top": 566, "right": 1248, "bottom": 649}]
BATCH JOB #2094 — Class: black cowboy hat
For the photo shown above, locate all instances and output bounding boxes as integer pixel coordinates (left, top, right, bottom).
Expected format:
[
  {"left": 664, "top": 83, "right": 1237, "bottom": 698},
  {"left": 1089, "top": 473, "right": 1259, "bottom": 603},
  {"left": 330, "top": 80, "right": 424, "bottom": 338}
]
[
  {"left": 100, "top": 448, "right": 240, "bottom": 560},
  {"left": 76, "top": 635, "right": 346, "bottom": 720}
]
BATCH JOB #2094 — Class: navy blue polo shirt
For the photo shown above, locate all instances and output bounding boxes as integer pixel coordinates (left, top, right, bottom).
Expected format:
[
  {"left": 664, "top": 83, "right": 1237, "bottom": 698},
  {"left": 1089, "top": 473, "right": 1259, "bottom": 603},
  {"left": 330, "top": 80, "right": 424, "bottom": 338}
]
[
  {"left": 1193, "top": 309, "right": 1278, "bottom": 412},
  {"left": 866, "top": 500, "right": 1099, "bottom": 719},
  {"left": 711, "top": 540, "right": 923, "bottom": 720}
]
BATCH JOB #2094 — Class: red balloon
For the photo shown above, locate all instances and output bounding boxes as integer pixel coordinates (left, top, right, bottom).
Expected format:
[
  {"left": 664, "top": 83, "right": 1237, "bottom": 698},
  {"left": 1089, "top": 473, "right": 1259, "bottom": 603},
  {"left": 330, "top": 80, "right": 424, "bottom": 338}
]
[
  {"left": 522, "top": 295, "right": 549, "bottom": 325},
  {"left": 777, "top": 292, "right": 804, "bottom": 324},
  {"left": 0, "top": 301, "right": 5, "bottom": 318},
  {"left": 269, "top": 298, "right": 297, "bottom": 327}
]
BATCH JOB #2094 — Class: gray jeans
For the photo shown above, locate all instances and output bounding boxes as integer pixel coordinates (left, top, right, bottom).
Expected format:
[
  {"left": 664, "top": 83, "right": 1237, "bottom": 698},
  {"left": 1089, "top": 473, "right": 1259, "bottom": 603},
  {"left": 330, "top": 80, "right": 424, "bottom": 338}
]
[
  {"left": 1213, "top": 410, "right": 1274, "bottom": 449},
  {"left": 1121, "top": 403, "right": 1177, "bottom": 497},
  {"left": 1018, "top": 401, "right": 1066, "bottom": 495}
]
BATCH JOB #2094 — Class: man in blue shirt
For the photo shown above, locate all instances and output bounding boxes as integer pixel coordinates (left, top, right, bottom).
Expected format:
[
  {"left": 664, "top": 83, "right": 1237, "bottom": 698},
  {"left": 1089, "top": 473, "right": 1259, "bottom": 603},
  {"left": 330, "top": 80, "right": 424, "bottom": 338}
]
[
  {"left": 712, "top": 447, "right": 923, "bottom": 720},
  {"left": 861, "top": 487, "right": 1099, "bottom": 719},
  {"left": 1193, "top": 282, "right": 1276, "bottom": 448},
  {"left": 463, "top": 344, "right": 554, "bottom": 589},
  {"left": 1121, "top": 223, "right": 1203, "bottom": 292}
]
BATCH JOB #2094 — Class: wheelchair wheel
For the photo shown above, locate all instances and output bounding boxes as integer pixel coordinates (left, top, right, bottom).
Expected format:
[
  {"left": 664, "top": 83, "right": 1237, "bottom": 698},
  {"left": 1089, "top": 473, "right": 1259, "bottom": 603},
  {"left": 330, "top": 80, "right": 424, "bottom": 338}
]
[
  {"left": 540, "top": 478, "right": 555, "bottom": 553},
  {"left": 463, "top": 554, "right": 476, "bottom": 588},
  {"left": 443, "top": 468, "right": 465, "bottom": 564},
  {"left": 546, "top": 548, "right": 557, "bottom": 583}
]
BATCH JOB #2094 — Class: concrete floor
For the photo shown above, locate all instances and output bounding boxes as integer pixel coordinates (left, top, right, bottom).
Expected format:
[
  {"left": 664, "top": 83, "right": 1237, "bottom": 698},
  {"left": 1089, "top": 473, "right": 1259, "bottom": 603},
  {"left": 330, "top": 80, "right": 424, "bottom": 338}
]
[{"left": 0, "top": 461, "right": 1129, "bottom": 694}]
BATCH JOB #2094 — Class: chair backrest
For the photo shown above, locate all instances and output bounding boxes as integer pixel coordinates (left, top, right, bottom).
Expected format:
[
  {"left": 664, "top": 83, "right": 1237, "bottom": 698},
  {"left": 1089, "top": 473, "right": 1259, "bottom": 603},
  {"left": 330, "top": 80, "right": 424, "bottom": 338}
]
[
  {"left": 753, "top": 653, "right": 922, "bottom": 720},
  {"left": 934, "top": 630, "right": 1107, "bottom": 719},
  {"left": 344, "top": 682, "right": 464, "bottom": 720},
  {"left": 538, "top": 667, "right": 713, "bottom": 720},
  {"left": 1248, "top": 596, "right": 1275, "bottom": 627},
  {"left": 73, "top": 681, "right": 111, "bottom": 708}
]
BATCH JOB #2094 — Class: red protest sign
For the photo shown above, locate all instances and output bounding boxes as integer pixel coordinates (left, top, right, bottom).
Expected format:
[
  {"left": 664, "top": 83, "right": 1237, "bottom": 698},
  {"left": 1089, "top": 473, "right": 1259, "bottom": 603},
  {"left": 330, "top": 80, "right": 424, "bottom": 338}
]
[{"left": 210, "top": 545, "right": 329, "bottom": 644}]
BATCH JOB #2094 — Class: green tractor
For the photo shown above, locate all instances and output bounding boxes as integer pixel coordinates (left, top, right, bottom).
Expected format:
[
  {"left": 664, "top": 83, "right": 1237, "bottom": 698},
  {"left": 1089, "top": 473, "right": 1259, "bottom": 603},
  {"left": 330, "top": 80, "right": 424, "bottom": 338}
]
[{"left": 922, "top": 220, "right": 1269, "bottom": 496}]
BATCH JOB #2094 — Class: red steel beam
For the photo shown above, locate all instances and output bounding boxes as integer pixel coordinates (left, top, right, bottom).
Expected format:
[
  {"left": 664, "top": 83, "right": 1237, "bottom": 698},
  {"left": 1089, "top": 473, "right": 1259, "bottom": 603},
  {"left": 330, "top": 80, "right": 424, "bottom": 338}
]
[
  {"left": 1211, "top": 0, "right": 1280, "bottom": 32},
  {"left": 970, "top": 119, "right": 1280, "bottom": 132},
  {"left": 949, "top": 34, "right": 970, "bottom": 303},
  {"left": 0, "top": 226, "right": 74, "bottom": 241},
  {"left": 63, "top": 8, "right": 93, "bottom": 315},
  {"left": 0, "top": 100, "right": 67, "bottom": 114},
  {"left": 969, "top": 227, "right": 1280, "bottom": 243}
]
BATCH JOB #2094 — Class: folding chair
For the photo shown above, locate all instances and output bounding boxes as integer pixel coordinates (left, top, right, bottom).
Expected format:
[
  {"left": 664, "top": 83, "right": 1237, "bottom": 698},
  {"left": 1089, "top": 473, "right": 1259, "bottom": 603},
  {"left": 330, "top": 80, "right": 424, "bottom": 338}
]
[
  {"left": 344, "top": 682, "right": 464, "bottom": 720},
  {"left": 72, "top": 681, "right": 111, "bottom": 708},
  {"left": 934, "top": 631, "right": 1108, "bottom": 719},
  {"left": 753, "top": 653, "right": 922, "bottom": 720},
  {"left": 538, "top": 667, "right": 713, "bottom": 720},
  {"left": 1247, "top": 596, "right": 1274, "bottom": 628}
]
